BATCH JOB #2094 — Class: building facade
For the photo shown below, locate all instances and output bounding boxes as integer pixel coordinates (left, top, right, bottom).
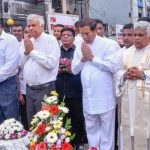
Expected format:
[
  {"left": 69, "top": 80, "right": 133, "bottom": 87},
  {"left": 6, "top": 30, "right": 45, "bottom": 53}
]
[{"left": 89, "top": 0, "right": 149, "bottom": 25}]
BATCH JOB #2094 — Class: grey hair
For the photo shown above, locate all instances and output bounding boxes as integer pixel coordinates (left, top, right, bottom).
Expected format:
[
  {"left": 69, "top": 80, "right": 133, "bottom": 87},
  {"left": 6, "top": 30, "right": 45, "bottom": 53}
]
[
  {"left": 134, "top": 21, "right": 150, "bottom": 37},
  {"left": 27, "top": 14, "right": 44, "bottom": 25}
]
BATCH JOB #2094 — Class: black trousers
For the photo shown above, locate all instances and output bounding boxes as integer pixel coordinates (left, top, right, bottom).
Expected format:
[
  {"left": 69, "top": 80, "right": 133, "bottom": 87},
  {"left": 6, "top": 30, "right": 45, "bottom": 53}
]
[
  {"left": 19, "top": 94, "right": 28, "bottom": 131},
  {"left": 60, "top": 97, "right": 86, "bottom": 146},
  {"left": 115, "top": 106, "right": 118, "bottom": 150}
]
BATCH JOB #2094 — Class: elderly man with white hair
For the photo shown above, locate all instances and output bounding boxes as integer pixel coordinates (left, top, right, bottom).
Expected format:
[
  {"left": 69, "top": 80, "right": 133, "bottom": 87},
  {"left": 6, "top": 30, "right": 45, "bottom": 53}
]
[
  {"left": 114, "top": 21, "right": 150, "bottom": 150},
  {"left": 20, "top": 14, "right": 60, "bottom": 127}
]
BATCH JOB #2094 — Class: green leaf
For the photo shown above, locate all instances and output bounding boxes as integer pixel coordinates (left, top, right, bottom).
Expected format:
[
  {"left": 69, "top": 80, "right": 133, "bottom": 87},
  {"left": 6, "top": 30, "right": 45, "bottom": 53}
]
[{"left": 70, "top": 133, "right": 76, "bottom": 140}]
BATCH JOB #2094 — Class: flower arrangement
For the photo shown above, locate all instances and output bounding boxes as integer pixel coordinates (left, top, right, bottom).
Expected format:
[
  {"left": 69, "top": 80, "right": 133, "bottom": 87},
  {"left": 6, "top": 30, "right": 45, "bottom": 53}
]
[
  {"left": 58, "top": 58, "right": 72, "bottom": 74},
  {"left": 0, "top": 118, "right": 27, "bottom": 140},
  {"left": 29, "top": 91, "right": 75, "bottom": 150}
]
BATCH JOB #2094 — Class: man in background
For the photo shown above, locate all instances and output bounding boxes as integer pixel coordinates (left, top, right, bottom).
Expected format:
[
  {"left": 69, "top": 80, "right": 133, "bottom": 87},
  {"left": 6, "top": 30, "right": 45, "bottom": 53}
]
[
  {"left": 121, "top": 23, "right": 134, "bottom": 50},
  {"left": 11, "top": 24, "right": 29, "bottom": 130},
  {"left": 53, "top": 24, "right": 64, "bottom": 46},
  {"left": 11, "top": 24, "right": 24, "bottom": 45},
  {"left": 56, "top": 27, "right": 85, "bottom": 150}
]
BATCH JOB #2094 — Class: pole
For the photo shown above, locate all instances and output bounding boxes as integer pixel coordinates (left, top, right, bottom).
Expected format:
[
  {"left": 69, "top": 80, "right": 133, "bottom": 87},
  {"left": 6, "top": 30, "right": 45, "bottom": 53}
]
[
  {"left": 130, "top": 0, "right": 133, "bottom": 23},
  {"left": 81, "top": 0, "right": 83, "bottom": 19}
]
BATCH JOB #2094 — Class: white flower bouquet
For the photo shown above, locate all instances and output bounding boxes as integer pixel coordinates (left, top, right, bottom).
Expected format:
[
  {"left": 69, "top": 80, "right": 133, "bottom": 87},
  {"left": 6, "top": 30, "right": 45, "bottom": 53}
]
[
  {"left": 0, "top": 118, "right": 27, "bottom": 140},
  {"left": 29, "top": 91, "right": 75, "bottom": 150}
]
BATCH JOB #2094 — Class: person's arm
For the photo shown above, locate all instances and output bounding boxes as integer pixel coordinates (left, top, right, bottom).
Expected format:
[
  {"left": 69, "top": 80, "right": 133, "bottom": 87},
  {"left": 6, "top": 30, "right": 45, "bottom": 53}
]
[
  {"left": 0, "top": 36, "right": 19, "bottom": 82},
  {"left": 16, "top": 71, "right": 25, "bottom": 105},
  {"left": 71, "top": 45, "right": 84, "bottom": 75},
  {"left": 82, "top": 41, "right": 119, "bottom": 74},
  {"left": 24, "top": 36, "right": 60, "bottom": 70}
]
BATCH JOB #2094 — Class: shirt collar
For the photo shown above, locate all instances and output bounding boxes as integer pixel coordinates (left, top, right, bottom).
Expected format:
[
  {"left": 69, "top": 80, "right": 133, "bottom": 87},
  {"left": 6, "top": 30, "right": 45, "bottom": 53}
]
[{"left": 61, "top": 44, "right": 76, "bottom": 51}]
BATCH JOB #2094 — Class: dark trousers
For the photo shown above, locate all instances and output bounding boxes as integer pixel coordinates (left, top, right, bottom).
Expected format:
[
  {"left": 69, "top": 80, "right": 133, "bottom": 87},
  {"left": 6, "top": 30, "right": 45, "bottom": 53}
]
[
  {"left": 19, "top": 94, "right": 28, "bottom": 131},
  {"left": 0, "top": 76, "right": 19, "bottom": 124},
  {"left": 115, "top": 106, "right": 118, "bottom": 150},
  {"left": 26, "top": 81, "right": 55, "bottom": 127},
  {"left": 60, "top": 97, "right": 86, "bottom": 146}
]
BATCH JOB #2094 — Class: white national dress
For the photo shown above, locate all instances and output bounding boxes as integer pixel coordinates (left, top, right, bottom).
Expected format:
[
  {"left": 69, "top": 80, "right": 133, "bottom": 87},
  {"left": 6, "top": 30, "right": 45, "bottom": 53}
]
[{"left": 115, "top": 44, "right": 150, "bottom": 150}]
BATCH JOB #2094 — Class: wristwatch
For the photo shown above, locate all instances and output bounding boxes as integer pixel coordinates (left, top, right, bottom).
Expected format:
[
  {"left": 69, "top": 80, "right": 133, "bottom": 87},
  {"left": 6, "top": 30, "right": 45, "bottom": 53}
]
[{"left": 141, "top": 72, "right": 146, "bottom": 80}]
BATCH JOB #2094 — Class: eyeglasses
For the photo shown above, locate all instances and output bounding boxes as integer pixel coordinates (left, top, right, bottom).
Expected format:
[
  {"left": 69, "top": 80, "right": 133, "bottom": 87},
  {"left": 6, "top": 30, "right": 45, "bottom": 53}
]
[
  {"left": 61, "top": 34, "right": 73, "bottom": 37},
  {"left": 80, "top": 31, "right": 93, "bottom": 36}
]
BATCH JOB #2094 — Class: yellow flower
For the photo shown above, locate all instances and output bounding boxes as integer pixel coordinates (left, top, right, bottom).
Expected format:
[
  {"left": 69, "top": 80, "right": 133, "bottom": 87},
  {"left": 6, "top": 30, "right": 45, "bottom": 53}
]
[
  {"left": 30, "top": 127, "right": 34, "bottom": 131},
  {"left": 52, "top": 129, "right": 59, "bottom": 134},
  {"left": 53, "top": 120, "right": 63, "bottom": 129},
  {"left": 65, "top": 131, "right": 71, "bottom": 136},
  {"left": 30, "top": 140, "right": 35, "bottom": 146},
  {"left": 31, "top": 117, "right": 39, "bottom": 125},
  {"left": 50, "top": 91, "right": 58, "bottom": 96}
]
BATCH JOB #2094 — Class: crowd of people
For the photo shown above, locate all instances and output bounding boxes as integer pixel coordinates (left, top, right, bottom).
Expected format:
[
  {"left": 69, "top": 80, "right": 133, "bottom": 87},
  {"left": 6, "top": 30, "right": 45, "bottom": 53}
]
[{"left": 0, "top": 13, "right": 150, "bottom": 150}]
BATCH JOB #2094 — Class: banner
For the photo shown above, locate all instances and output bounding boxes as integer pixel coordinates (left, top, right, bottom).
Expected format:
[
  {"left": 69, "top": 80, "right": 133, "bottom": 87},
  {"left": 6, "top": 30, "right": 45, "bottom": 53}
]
[
  {"left": 116, "top": 24, "right": 124, "bottom": 45},
  {"left": 47, "top": 13, "right": 79, "bottom": 34}
]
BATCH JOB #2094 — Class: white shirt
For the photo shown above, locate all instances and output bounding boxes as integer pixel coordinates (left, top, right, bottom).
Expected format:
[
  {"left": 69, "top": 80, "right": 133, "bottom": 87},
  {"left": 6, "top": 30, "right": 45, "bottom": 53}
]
[
  {"left": 104, "top": 36, "right": 121, "bottom": 50},
  {"left": 74, "top": 34, "right": 83, "bottom": 47},
  {"left": 72, "top": 36, "right": 119, "bottom": 114},
  {"left": 19, "top": 41, "right": 26, "bottom": 94},
  {"left": 0, "top": 30, "right": 19, "bottom": 82},
  {"left": 116, "top": 46, "right": 128, "bottom": 68},
  {"left": 20, "top": 32, "right": 60, "bottom": 86}
]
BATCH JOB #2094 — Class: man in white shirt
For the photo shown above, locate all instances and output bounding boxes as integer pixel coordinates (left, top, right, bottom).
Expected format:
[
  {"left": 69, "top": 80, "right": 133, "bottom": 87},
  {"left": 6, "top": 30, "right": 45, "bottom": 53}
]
[
  {"left": 74, "top": 21, "right": 83, "bottom": 47},
  {"left": 11, "top": 24, "right": 24, "bottom": 44},
  {"left": 0, "top": 23, "right": 20, "bottom": 123},
  {"left": 121, "top": 23, "right": 134, "bottom": 50},
  {"left": 95, "top": 19, "right": 120, "bottom": 150},
  {"left": 11, "top": 24, "right": 29, "bottom": 130},
  {"left": 20, "top": 14, "right": 60, "bottom": 127},
  {"left": 72, "top": 18, "right": 119, "bottom": 150}
]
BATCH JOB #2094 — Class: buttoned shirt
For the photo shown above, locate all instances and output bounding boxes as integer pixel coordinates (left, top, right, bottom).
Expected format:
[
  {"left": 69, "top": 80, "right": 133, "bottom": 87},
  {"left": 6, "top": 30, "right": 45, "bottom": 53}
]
[
  {"left": 0, "top": 30, "right": 19, "bottom": 82},
  {"left": 72, "top": 36, "right": 119, "bottom": 114},
  {"left": 20, "top": 32, "right": 60, "bottom": 86},
  {"left": 19, "top": 41, "right": 26, "bottom": 94}
]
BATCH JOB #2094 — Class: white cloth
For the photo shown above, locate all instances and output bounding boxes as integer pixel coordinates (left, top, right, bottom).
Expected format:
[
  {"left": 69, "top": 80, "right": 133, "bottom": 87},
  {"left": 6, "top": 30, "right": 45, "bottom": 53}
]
[
  {"left": 19, "top": 42, "right": 26, "bottom": 94},
  {"left": 74, "top": 34, "right": 83, "bottom": 47},
  {"left": 20, "top": 32, "right": 60, "bottom": 86},
  {"left": 115, "top": 44, "right": 150, "bottom": 150},
  {"left": 0, "top": 133, "right": 30, "bottom": 150},
  {"left": 72, "top": 35, "right": 119, "bottom": 114},
  {"left": 84, "top": 109, "right": 115, "bottom": 150},
  {"left": 104, "top": 36, "right": 121, "bottom": 50},
  {"left": 0, "top": 30, "right": 19, "bottom": 82}
]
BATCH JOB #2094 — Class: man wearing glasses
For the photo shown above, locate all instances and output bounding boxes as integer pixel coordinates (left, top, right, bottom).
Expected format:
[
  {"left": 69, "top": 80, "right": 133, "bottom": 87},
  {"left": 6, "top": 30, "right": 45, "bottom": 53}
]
[{"left": 72, "top": 18, "right": 119, "bottom": 150}]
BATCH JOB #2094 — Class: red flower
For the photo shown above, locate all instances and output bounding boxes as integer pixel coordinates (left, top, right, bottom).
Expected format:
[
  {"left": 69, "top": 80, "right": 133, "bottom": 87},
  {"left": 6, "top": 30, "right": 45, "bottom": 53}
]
[
  {"left": 61, "top": 142, "right": 72, "bottom": 150},
  {"left": 36, "top": 124, "right": 46, "bottom": 135},
  {"left": 41, "top": 105, "right": 51, "bottom": 112},
  {"left": 50, "top": 105, "right": 59, "bottom": 115},
  {"left": 58, "top": 58, "right": 72, "bottom": 74},
  {"left": 51, "top": 144, "right": 57, "bottom": 150},
  {"left": 30, "top": 144, "right": 37, "bottom": 150},
  {"left": 89, "top": 147, "right": 99, "bottom": 150},
  {"left": 36, "top": 142, "right": 47, "bottom": 150}
]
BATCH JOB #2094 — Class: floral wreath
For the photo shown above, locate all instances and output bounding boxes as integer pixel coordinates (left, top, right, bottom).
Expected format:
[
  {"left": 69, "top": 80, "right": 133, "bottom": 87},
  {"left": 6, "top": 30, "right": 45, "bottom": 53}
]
[
  {"left": 0, "top": 118, "right": 27, "bottom": 140},
  {"left": 29, "top": 91, "right": 75, "bottom": 150}
]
